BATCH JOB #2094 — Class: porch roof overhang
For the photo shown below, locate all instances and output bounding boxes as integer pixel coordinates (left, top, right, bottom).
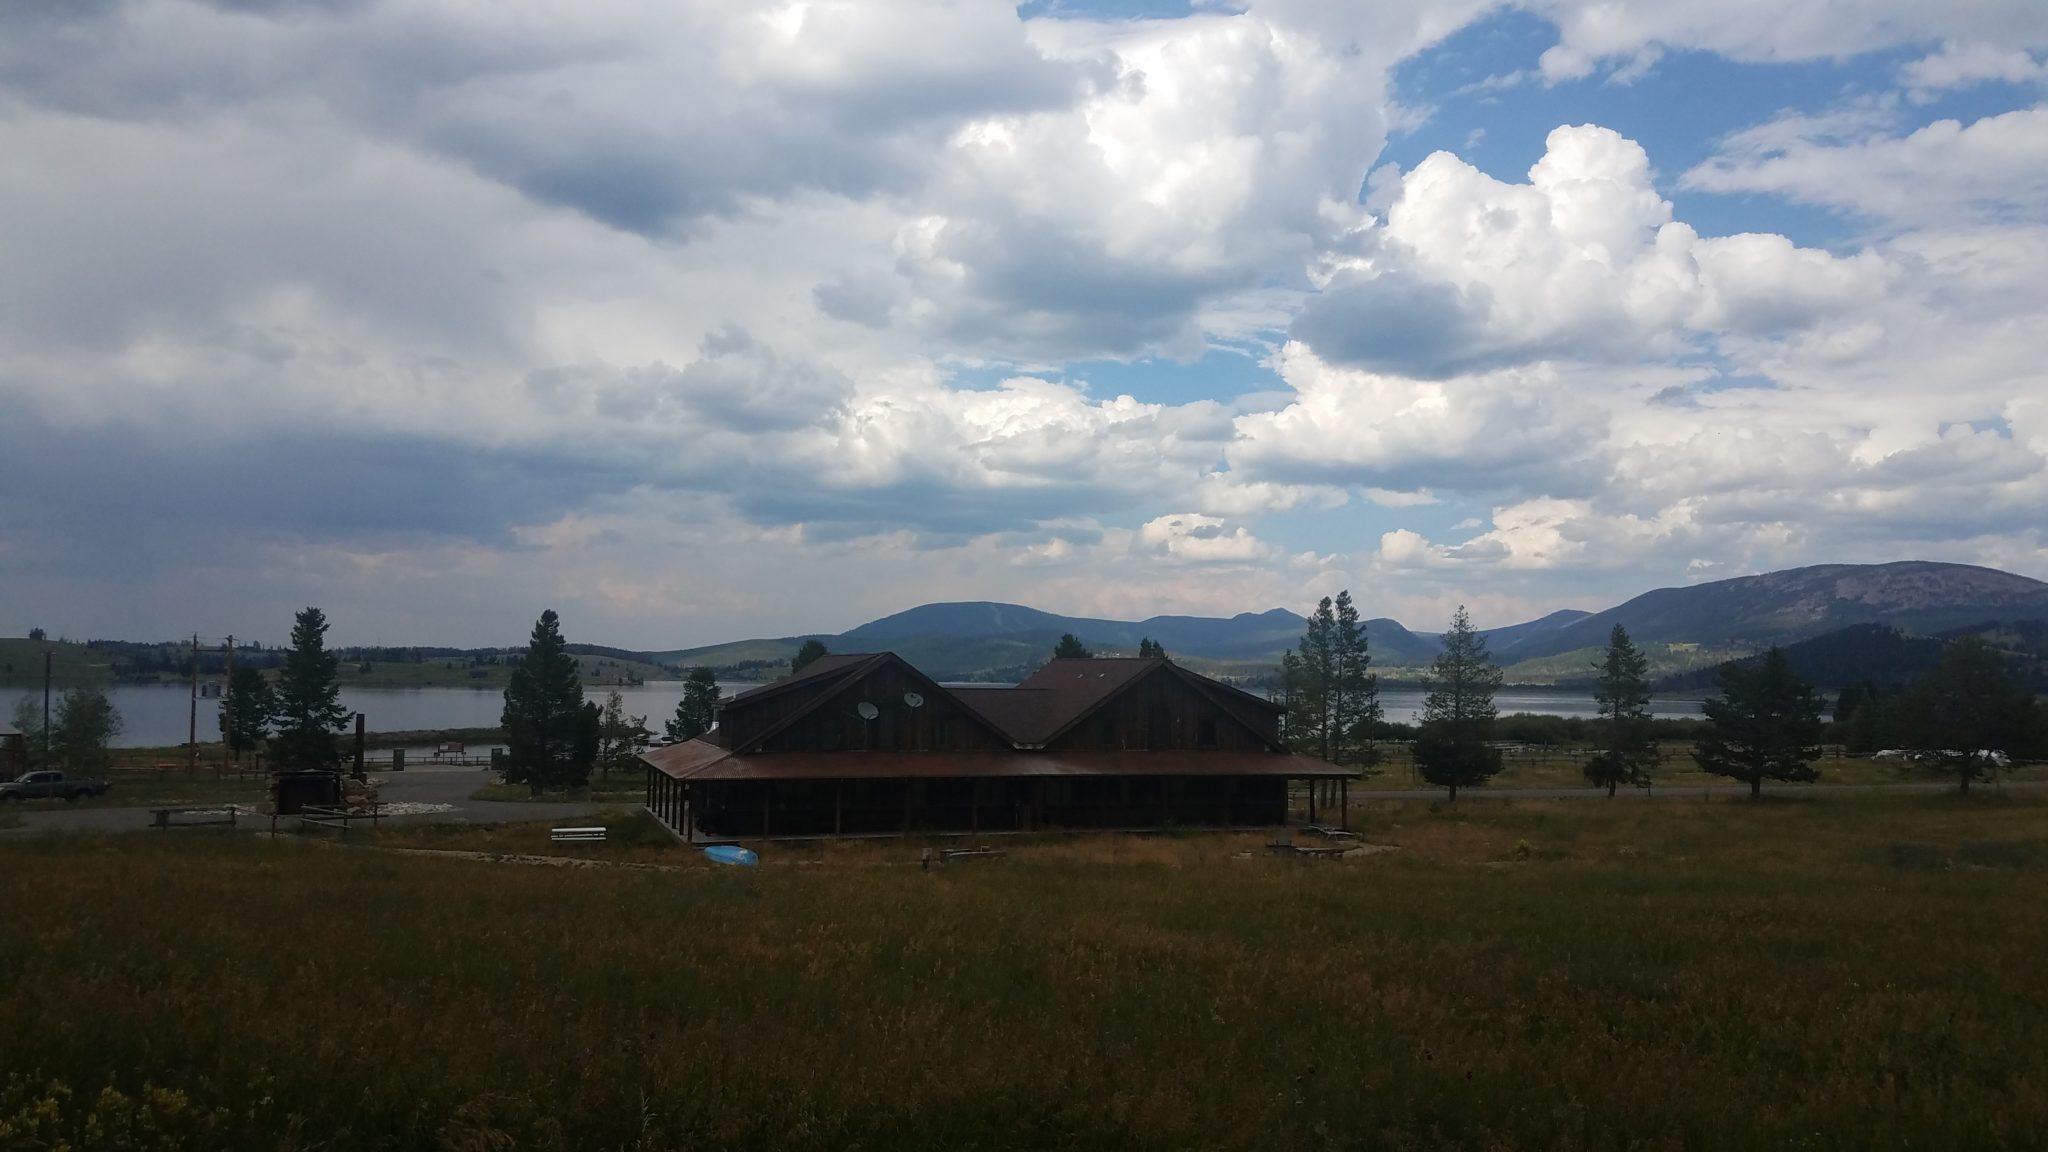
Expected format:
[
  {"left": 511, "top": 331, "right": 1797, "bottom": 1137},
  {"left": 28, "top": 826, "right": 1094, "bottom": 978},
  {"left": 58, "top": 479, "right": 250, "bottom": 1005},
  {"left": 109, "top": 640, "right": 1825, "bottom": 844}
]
[{"left": 641, "top": 740, "right": 1354, "bottom": 783}]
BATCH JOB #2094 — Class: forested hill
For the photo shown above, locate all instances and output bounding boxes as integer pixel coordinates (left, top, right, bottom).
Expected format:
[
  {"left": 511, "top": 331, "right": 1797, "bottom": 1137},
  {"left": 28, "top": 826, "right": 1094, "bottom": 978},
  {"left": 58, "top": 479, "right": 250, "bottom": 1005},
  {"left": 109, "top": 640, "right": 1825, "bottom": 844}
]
[
  {"left": 1657, "top": 620, "right": 2048, "bottom": 692},
  {"left": 1491, "top": 561, "right": 2048, "bottom": 663}
]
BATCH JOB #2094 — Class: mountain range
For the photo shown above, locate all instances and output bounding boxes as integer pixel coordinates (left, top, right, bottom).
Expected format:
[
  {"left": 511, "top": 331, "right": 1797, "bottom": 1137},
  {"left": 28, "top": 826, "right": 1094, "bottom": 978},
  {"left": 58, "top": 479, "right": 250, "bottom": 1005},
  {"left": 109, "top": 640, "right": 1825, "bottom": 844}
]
[{"left": 655, "top": 561, "right": 2048, "bottom": 684}]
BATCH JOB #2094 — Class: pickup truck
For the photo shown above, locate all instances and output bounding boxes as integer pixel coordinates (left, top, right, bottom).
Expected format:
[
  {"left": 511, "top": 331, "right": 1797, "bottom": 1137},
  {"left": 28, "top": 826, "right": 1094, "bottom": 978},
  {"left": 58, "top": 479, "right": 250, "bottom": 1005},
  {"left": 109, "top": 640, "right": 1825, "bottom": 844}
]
[{"left": 0, "top": 770, "right": 112, "bottom": 802}]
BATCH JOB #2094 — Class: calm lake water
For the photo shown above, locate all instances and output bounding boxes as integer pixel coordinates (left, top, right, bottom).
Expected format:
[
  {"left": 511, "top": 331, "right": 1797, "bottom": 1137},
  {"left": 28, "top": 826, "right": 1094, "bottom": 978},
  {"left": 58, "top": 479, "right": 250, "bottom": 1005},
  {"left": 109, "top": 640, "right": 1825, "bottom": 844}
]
[{"left": 77, "top": 682, "right": 1710, "bottom": 748}]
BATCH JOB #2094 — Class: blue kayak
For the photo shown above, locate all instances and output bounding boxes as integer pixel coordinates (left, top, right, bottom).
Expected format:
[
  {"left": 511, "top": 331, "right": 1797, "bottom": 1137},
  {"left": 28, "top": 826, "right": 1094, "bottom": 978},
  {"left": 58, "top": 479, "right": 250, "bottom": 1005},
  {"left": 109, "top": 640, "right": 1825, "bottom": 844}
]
[{"left": 703, "top": 844, "right": 758, "bottom": 867}]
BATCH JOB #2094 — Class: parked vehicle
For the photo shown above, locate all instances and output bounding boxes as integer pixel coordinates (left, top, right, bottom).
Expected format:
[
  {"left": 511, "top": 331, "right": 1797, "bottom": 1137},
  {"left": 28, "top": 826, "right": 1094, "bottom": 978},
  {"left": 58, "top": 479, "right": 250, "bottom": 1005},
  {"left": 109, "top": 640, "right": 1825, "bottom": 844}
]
[{"left": 0, "top": 770, "right": 112, "bottom": 802}]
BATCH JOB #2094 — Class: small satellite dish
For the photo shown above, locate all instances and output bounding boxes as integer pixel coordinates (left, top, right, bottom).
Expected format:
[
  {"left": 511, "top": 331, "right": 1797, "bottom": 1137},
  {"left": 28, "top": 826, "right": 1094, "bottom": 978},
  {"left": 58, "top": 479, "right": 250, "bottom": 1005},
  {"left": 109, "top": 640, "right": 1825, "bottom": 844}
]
[
  {"left": 903, "top": 692, "right": 925, "bottom": 709},
  {"left": 856, "top": 701, "right": 880, "bottom": 721}
]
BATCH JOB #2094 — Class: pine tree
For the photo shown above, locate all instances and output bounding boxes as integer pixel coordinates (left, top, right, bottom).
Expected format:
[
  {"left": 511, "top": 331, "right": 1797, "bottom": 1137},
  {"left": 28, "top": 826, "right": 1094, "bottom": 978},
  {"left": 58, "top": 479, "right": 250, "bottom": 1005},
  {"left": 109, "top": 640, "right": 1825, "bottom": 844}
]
[
  {"left": 667, "top": 666, "right": 722, "bottom": 743},
  {"left": 1293, "top": 597, "right": 1338, "bottom": 761},
  {"left": 1331, "top": 590, "right": 1379, "bottom": 768},
  {"left": 271, "top": 607, "right": 350, "bottom": 771},
  {"left": 501, "top": 610, "right": 599, "bottom": 795},
  {"left": 1278, "top": 648, "right": 1306, "bottom": 752},
  {"left": 1137, "top": 637, "right": 1166, "bottom": 659},
  {"left": 1694, "top": 647, "right": 1824, "bottom": 799},
  {"left": 1586, "top": 624, "right": 1657, "bottom": 796},
  {"left": 792, "top": 638, "right": 829, "bottom": 674},
  {"left": 597, "top": 689, "right": 649, "bottom": 778},
  {"left": 1415, "top": 606, "right": 1504, "bottom": 801},
  {"left": 1899, "top": 637, "right": 2038, "bottom": 793},
  {"left": 1053, "top": 633, "right": 1093, "bottom": 660},
  {"left": 218, "top": 666, "right": 276, "bottom": 770}
]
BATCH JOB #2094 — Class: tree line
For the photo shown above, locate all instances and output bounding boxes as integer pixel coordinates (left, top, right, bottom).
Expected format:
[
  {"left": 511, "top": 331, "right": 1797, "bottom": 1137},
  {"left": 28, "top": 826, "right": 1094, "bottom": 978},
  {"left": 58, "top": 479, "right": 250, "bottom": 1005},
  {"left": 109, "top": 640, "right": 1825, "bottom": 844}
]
[{"left": 1265, "top": 595, "right": 2045, "bottom": 800}]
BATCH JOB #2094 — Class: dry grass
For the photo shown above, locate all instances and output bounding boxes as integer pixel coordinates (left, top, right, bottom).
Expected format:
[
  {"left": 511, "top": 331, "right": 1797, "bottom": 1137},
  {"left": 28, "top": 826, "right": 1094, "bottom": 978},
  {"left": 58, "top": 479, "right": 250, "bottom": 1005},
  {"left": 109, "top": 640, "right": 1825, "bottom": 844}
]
[{"left": 4, "top": 794, "right": 2048, "bottom": 1150}]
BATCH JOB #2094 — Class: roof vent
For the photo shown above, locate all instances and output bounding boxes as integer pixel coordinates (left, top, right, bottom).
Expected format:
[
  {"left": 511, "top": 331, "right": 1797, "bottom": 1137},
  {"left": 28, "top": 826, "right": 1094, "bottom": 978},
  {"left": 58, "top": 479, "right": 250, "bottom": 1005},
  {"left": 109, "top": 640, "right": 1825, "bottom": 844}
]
[
  {"left": 856, "top": 701, "right": 880, "bottom": 720},
  {"left": 903, "top": 692, "right": 925, "bottom": 708}
]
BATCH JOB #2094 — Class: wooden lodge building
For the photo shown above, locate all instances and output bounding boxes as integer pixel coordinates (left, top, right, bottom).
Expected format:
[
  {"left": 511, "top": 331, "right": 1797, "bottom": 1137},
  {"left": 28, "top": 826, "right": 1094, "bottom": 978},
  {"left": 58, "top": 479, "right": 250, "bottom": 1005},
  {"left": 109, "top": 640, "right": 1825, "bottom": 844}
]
[{"left": 640, "top": 653, "right": 1354, "bottom": 840}]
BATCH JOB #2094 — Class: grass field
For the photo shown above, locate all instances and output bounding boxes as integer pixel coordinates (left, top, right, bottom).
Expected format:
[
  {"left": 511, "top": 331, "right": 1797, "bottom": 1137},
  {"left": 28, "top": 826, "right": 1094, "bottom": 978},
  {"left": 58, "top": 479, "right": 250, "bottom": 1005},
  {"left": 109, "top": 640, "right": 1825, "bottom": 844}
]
[{"left": 4, "top": 795, "right": 2047, "bottom": 1150}]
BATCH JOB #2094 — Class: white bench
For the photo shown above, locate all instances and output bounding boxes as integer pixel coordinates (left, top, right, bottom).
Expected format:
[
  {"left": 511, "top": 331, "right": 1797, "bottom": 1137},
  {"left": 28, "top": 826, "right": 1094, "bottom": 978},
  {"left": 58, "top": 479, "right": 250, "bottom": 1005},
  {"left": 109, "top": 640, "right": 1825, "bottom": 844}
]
[{"left": 551, "top": 826, "right": 606, "bottom": 843}]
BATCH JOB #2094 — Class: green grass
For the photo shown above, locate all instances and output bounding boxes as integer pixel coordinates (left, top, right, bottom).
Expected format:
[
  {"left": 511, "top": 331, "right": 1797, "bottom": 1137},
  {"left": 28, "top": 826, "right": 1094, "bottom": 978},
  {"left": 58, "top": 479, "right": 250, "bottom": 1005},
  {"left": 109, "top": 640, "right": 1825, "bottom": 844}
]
[{"left": 4, "top": 795, "right": 2047, "bottom": 1150}]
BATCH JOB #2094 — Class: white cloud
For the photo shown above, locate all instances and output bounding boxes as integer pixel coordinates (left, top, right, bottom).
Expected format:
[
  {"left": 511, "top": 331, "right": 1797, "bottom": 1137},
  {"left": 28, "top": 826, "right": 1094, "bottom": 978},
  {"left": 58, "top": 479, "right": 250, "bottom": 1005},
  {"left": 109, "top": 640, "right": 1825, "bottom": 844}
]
[
  {"left": 1522, "top": 1, "right": 2048, "bottom": 82},
  {"left": 1292, "top": 125, "right": 1887, "bottom": 376},
  {"left": 1901, "top": 42, "right": 2048, "bottom": 101},
  {"left": 1682, "top": 105, "right": 2048, "bottom": 230}
]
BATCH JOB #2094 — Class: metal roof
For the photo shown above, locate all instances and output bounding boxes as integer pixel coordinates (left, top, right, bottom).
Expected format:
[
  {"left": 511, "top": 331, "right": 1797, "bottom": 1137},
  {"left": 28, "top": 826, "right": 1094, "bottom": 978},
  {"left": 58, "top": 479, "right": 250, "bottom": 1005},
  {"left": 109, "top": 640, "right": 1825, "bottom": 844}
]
[{"left": 645, "top": 746, "right": 1352, "bottom": 782}]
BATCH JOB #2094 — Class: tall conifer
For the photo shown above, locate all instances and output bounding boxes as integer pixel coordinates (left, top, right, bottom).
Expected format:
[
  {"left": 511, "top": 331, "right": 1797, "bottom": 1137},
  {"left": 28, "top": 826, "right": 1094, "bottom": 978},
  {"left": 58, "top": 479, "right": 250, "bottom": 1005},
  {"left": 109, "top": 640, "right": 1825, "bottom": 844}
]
[
  {"left": 271, "top": 607, "right": 349, "bottom": 771},
  {"left": 1415, "top": 606, "right": 1504, "bottom": 800},
  {"left": 1586, "top": 624, "right": 1657, "bottom": 796}
]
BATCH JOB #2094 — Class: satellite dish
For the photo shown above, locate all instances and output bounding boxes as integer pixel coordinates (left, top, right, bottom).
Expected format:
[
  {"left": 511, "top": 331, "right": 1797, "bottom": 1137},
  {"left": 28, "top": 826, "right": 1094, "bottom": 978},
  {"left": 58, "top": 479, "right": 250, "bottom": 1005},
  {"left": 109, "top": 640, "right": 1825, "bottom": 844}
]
[
  {"left": 903, "top": 692, "right": 925, "bottom": 709},
  {"left": 856, "top": 701, "right": 880, "bottom": 721}
]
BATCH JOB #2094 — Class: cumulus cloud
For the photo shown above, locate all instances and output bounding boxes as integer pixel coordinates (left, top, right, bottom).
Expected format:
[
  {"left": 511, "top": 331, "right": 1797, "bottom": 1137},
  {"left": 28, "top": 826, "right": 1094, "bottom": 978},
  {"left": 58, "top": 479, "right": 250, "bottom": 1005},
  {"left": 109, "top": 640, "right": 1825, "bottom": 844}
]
[
  {"left": 1292, "top": 126, "right": 1887, "bottom": 376},
  {"left": 1136, "top": 512, "right": 1273, "bottom": 564},
  {"left": 2, "top": 0, "right": 2047, "bottom": 645}
]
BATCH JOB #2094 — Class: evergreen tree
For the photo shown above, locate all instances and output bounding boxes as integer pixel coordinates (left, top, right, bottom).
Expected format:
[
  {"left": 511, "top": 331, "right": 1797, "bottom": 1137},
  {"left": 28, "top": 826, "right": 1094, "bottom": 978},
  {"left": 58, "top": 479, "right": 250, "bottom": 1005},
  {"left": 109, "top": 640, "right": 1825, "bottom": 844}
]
[
  {"left": 667, "top": 666, "right": 722, "bottom": 743},
  {"left": 1289, "top": 597, "right": 1338, "bottom": 761},
  {"left": 51, "top": 686, "right": 121, "bottom": 775},
  {"left": 1899, "top": 637, "right": 2039, "bottom": 793},
  {"left": 1415, "top": 606, "right": 1504, "bottom": 801},
  {"left": 1586, "top": 624, "right": 1658, "bottom": 796},
  {"left": 1053, "top": 633, "right": 1093, "bottom": 660},
  {"left": 1137, "top": 637, "right": 1166, "bottom": 659},
  {"left": 1331, "top": 590, "right": 1379, "bottom": 768},
  {"left": 271, "top": 607, "right": 350, "bottom": 771},
  {"left": 1277, "top": 648, "right": 1305, "bottom": 752},
  {"left": 501, "top": 610, "right": 599, "bottom": 795},
  {"left": 792, "top": 638, "right": 830, "bottom": 674},
  {"left": 1694, "top": 647, "right": 1824, "bottom": 799},
  {"left": 218, "top": 666, "right": 276, "bottom": 770},
  {"left": 597, "top": 688, "right": 649, "bottom": 778}
]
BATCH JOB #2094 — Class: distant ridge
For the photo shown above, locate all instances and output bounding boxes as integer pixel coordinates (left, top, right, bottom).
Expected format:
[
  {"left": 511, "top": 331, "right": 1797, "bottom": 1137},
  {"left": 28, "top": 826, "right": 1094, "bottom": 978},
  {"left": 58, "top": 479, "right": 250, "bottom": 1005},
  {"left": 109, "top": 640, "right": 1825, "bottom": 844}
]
[
  {"left": 1488, "top": 562, "right": 2048, "bottom": 663},
  {"left": 649, "top": 561, "right": 2048, "bottom": 682}
]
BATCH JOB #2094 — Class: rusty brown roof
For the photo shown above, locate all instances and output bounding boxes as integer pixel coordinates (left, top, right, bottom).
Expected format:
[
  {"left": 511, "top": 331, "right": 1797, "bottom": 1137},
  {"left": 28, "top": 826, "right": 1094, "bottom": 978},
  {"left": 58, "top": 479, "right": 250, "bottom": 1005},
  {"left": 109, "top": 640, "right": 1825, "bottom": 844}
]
[
  {"left": 644, "top": 747, "right": 1352, "bottom": 782},
  {"left": 1000, "top": 657, "right": 1160, "bottom": 744},
  {"left": 728, "top": 653, "right": 885, "bottom": 704}
]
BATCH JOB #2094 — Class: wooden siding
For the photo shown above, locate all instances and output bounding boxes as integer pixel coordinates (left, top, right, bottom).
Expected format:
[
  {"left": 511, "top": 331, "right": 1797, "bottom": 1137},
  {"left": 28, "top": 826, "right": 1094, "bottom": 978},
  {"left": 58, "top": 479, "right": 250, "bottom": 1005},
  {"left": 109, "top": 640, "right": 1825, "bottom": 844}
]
[{"left": 1044, "top": 666, "right": 1278, "bottom": 753}]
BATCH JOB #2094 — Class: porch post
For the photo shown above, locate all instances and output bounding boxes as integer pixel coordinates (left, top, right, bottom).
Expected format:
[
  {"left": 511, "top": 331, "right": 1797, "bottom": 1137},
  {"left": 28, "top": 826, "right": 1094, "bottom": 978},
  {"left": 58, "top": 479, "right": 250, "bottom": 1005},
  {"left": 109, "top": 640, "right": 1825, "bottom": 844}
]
[
  {"left": 762, "top": 781, "right": 772, "bottom": 839},
  {"left": 684, "top": 782, "right": 694, "bottom": 844},
  {"left": 834, "top": 779, "right": 843, "bottom": 837},
  {"left": 1341, "top": 777, "right": 1349, "bottom": 831}
]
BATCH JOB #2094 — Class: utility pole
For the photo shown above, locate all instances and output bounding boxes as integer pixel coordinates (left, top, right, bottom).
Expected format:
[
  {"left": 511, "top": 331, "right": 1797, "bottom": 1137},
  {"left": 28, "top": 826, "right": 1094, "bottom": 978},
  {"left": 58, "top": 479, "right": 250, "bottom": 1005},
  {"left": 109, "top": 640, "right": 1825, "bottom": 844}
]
[
  {"left": 41, "top": 648, "right": 52, "bottom": 770},
  {"left": 222, "top": 635, "right": 235, "bottom": 778},
  {"left": 188, "top": 633, "right": 199, "bottom": 779}
]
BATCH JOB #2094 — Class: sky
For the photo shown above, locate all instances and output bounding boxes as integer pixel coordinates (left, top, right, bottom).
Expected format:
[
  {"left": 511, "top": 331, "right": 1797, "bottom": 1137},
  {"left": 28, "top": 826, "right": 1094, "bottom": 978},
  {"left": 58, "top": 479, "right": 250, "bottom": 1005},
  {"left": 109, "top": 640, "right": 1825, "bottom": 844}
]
[{"left": 2, "top": 0, "right": 2045, "bottom": 649}]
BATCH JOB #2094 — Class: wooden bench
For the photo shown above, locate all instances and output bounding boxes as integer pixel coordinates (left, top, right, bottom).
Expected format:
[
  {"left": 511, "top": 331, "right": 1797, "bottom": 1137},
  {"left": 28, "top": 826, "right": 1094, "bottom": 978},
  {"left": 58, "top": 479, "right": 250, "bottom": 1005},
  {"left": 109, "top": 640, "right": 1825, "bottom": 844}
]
[
  {"left": 942, "top": 846, "right": 1005, "bottom": 863},
  {"left": 1304, "top": 824, "right": 1358, "bottom": 841},
  {"left": 152, "top": 806, "right": 238, "bottom": 830},
  {"left": 551, "top": 826, "right": 607, "bottom": 843}
]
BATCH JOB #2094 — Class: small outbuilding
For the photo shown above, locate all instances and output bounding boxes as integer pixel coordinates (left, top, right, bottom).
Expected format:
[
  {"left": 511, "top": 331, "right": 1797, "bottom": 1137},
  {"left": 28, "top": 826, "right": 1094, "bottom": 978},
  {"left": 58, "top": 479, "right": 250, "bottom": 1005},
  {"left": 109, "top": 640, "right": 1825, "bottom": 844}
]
[{"left": 641, "top": 653, "right": 1353, "bottom": 840}]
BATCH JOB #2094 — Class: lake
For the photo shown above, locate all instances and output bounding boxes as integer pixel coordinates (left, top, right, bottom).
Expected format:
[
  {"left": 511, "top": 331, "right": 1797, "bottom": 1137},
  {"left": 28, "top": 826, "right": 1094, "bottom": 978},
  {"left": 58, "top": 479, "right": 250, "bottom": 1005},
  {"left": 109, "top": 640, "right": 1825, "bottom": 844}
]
[{"left": 74, "top": 682, "right": 1710, "bottom": 748}]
